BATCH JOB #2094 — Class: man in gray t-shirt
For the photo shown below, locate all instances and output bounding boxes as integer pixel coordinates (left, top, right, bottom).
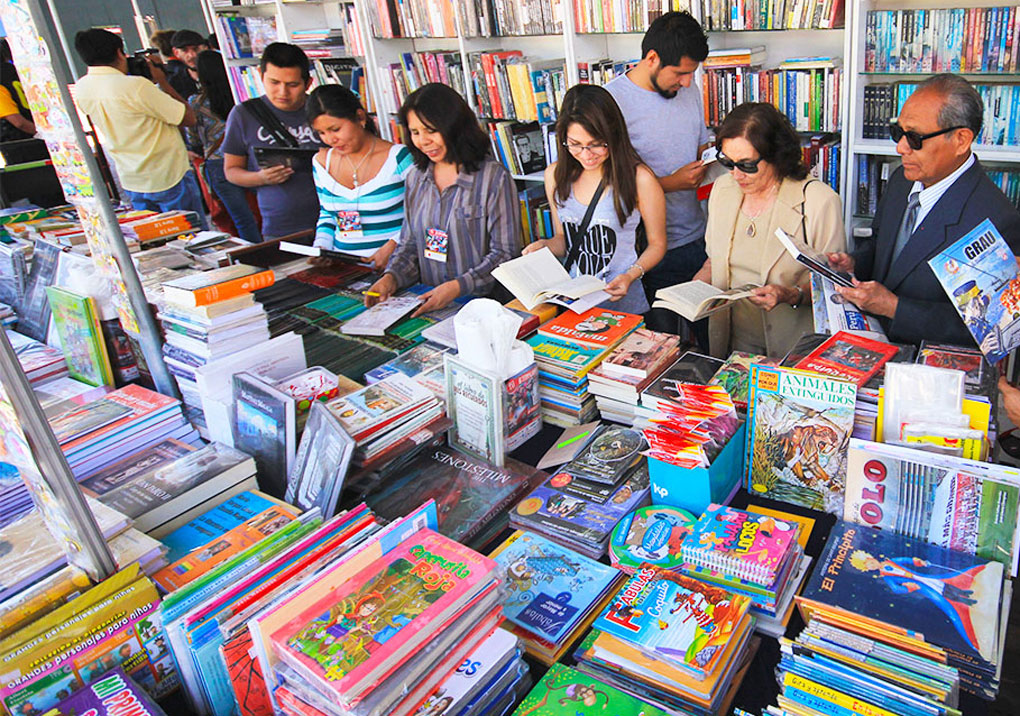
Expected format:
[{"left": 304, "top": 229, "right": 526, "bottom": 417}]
[{"left": 605, "top": 12, "right": 711, "bottom": 343}]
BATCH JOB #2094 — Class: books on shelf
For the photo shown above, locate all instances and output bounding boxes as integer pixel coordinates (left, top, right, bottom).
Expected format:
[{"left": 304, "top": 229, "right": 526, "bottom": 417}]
[
  {"left": 700, "top": 0, "right": 845, "bottom": 30},
  {"left": 217, "top": 14, "right": 278, "bottom": 59}
]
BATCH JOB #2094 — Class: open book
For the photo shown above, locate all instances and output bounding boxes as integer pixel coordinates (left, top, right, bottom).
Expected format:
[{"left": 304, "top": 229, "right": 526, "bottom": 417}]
[
  {"left": 652, "top": 280, "right": 759, "bottom": 321},
  {"left": 491, "top": 247, "right": 609, "bottom": 314},
  {"left": 775, "top": 228, "right": 853, "bottom": 287}
]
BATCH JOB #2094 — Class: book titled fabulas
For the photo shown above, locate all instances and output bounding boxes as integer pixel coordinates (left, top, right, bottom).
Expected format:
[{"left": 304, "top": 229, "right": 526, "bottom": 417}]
[{"left": 680, "top": 503, "right": 801, "bottom": 586}]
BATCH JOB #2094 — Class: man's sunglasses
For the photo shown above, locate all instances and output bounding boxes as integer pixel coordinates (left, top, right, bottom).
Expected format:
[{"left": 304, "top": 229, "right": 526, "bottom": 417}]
[
  {"left": 889, "top": 121, "right": 967, "bottom": 150},
  {"left": 717, "top": 153, "right": 764, "bottom": 173}
]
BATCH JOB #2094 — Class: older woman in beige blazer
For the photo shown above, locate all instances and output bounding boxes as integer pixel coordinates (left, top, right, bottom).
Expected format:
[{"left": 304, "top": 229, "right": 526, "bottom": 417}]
[{"left": 693, "top": 103, "right": 846, "bottom": 359}]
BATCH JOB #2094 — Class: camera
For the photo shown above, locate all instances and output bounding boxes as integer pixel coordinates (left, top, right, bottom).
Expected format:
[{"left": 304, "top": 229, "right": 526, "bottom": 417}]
[{"left": 125, "top": 48, "right": 159, "bottom": 80}]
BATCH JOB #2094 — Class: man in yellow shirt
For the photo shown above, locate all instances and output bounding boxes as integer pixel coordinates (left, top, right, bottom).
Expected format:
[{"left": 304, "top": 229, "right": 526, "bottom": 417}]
[{"left": 73, "top": 29, "right": 206, "bottom": 226}]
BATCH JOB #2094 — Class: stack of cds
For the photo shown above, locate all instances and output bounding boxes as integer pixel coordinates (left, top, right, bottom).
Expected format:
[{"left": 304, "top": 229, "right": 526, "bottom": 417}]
[{"left": 680, "top": 504, "right": 812, "bottom": 637}]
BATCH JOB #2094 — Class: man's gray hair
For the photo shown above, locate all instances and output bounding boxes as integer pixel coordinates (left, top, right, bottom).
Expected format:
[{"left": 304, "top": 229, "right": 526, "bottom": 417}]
[{"left": 917, "top": 73, "right": 983, "bottom": 136}]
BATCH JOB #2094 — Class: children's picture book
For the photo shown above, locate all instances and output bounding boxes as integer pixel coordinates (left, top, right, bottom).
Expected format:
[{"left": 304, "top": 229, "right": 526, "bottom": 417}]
[
  {"left": 652, "top": 280, "right": 760, "bottom": 321},
  {"left": 593, "top": 564, "right": 752, "bottom": 679},
  {"left": 799, "top": 521, "right": 1005, "bottom": 672},
  {"left": 680, "top": 504, "right": 801, "bottom": 586},
  {"left": 746, "top": 365, "right": 857, "bottom": 514},
  {"left": 340, "top": 296, "right": 422, "bottom": 337},
  {"left": 595, "top": 328, "right": 681, "bottom": 380},
  {"left": 491, "top": 531, "right": 620, "bottom": 644},
  {"left": 525, "top": 335, "right": 608, "bottom": 377},
  {"left": 561, "top": 425, "right": 645, "bottom": 485},
  {"left": 366, "top": 446, "right": 543, "bottom": 549},
  {"left": 269, "top": 529, "right": 496, "bottom": 703},
  {"left": 708, "top": 351, "right": 779, "bottom": 409},
  {"left": 45, "top": 287, "right": 114, "bottom": 387},
  {"left": 609, "top": 505, "right": 696, "bottom": 574},
  {"left": 844, "top": 438, "right": 1020, "bottom": 575},
  {"left": 794, "top": 330, "right": 900, "bottom": 386},
  {"left": 537, "top": 307, "right": 643, "bottom": 350},
  {"left": 51, "top": 667, "right": 167, "bottom": 716},
  {"left": 512, "top": 662, "right": 670, "bottom": 715},
  {"left": 415, "top": 629, "right": 518, "bottom": 716},
  {"left": 929, "top": 218, "right": 1020, "bottom": 363}
]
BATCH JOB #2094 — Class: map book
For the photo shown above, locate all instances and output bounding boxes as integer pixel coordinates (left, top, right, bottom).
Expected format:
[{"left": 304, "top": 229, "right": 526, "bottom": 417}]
[
  {"left": 269, "top": 529, "right": 497, "bottom": 705},
  {"left": 928, "top": 218, "right": 1020, "bottom": 363},
  {"left": 844, "top": 438, "right": 1020, "bottom": 576},
  {"left": 512, "top": 662, "right": 669, "bottom": 716},
  {"left": 798, "top": 521, "right": 1005, "bottom": 681},
  {"left": 537, "top": 307, "right": 643, "bottom": 350},
  {"left": 592, "top": 564, "right": 752, "bottom": 680},
  {"left": 490, "top": 530, "right": 621, "bottom": 645},
  {"left": 746, "top": 364, "right": 857, "bottom": 514},
  {"left": 794, "top": 330, "right": 899, "bottom": 386},
  {"left": 45, "top": 286, "right": 114, "bottom": 387}
]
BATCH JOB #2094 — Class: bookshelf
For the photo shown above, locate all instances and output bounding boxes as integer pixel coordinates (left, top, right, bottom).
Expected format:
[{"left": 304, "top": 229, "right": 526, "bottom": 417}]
[{"left": 842, "top": 0, "right": 1020, "bottom": 240}]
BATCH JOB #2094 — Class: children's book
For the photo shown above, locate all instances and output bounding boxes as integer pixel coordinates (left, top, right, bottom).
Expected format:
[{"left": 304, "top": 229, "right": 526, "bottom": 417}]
[
  {"left": 45, "top": 287, "right": 114, "bottom": 387},
  {"left": 680, "top": 504, "right": 801, "bottom": 586},
  {"left": 928, "top": 218, "right": 1020, "bottom": 364},
  {"left": 598, "top": 328, "right": 681, "bottom": 380},
  {"left": 844, "top": 438, "right": 1020, "bottom": 575},
  {"left": 51, "top": 667, "right": 166, "bottom": 716},
  {"left": 414, "top": 629, "right": 518, "bottom": 716},
  {"left": 794, "top": 330, "right": 899, "bottom": 386},
  {"left": 490, "top": 530, "right": 621, "bottom": 645},
  {"left": 512, "top": 662, "right": 670, "bottom": 716},
  {"left": 609, "top": 505, "right": 696, "bottom": 574},
  {"left": 798, "top": 521, "right": 1005, "bottom": 673},
  {"left": 592, "top": 564, "right": 752, "bottom": 679},
  {"left": 269, "top": 529, "right": 497, "bottom": 705},
  {"left": 537, "top": 307, "right": 643, "bottom": 350},
  {"left": 745, "top": 364, "right": 857, "bottom": 514},
  {"left": 525, "top": 335, "right": 608, "bottom": 378},
  {"left": 708, "top": 351, "right": 778, "bottom": 409}
]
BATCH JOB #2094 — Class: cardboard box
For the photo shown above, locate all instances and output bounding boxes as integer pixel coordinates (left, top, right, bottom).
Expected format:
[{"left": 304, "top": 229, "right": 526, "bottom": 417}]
[{"left": 647, "top": 423, "right": 746, "bottom": 514}]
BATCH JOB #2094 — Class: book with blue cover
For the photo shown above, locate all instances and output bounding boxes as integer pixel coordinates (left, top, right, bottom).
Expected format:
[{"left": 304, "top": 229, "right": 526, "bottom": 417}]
[
  {"left": 490, "top": 530, "right": 621, "bottom": 645},
  {"left": 928, "top": 218, "right": 1020, "bottom": 364},
  {"left": 160, "top": 489, "right": 285, "bottom": 563}
]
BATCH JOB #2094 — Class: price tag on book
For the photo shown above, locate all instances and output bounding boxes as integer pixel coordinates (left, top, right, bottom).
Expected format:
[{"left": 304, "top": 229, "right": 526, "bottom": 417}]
[{"left": 425, "top": 227, "right": 448, "bottom": 263}]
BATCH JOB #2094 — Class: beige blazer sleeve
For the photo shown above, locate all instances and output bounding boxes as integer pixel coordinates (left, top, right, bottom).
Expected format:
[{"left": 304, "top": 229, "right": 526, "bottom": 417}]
[{"left": 706, "top": 174, "right": 846, "bottom": 358}]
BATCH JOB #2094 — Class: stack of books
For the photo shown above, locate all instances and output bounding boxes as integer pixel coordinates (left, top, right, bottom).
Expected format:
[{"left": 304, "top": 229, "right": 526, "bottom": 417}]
[
  {"left": 6, "top": 329, "right": 68, "bottom": 384},
  {"left": 792, "top": 520, "right": 1008, "bottom": 703},
  {"left": 680, "top": 504, "right": 813, "bottom": 637},
  {"left": 587, "top": 328, "right": 681, "bottom": 424},
  {"left": 323, "top": 373, "right": 445, "bottom": 470},
  {"left": 608, "top": 504, "right": 697, "bottom": 574},
  {"left": 158, "top": 264, "right": 274, "bottom": 429},
  {"left": 575, "top": 564, "right": 758, "bottom": 715},
  {"left": 0, "top": 563, "right": 178, "bottom": 714},
  {"left": 516, "top": 662, "right": 679, "bottom": 715},
  {"left": 48, "top": 384, "right": 195, "bottom": 481},
  {"left": 267, "top": 527, "right": 504, "bottom": 716},
  {"left": 509, "top": 425, "right": 651, "bottom": 558},
  {"left": 80, "top": 440, "right": 258, "bottom": 538},
  {"left": 528, "top": 308, "right": 643, "bottom": 427},
  {"left": 490, "top": 530, "right": 623, "bottom": 665},
  {"left": 120, "top": 210, "right": 204, "bottom": 248}
]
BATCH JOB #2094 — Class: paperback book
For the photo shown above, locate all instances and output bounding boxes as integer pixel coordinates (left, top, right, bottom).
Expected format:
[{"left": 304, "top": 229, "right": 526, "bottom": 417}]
[
  {"left": 537, "top": 307, "right": 643, "bottom": 350},
  {"left": 652, "top": 280, "right": 760, "bottom": 321},
  {"left": 491, "top": 247, "right": 609, "bottom": 313},
  {"left": 512, "top": 663, "right": 669, "bottom": 716},
  {"left": 598, "top": 328, "right": 681, "bottom": 380},
  {"left": 794, "top": 330, "right": 899, "bottom": 386},
  {"left": 745, "top": 364, "right": 857, "bottom": 514},
  {"left": 232, "top": 372, "right": 297, "bottom": 498},
  {"left": 45, "top": 286, "right": 114, "bottom": 387}
]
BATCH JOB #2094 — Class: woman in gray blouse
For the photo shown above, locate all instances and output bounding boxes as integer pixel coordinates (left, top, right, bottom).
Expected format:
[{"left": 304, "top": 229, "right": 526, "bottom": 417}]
[{"left": 365, "top": 83, "right": 521, "bottom": 316}]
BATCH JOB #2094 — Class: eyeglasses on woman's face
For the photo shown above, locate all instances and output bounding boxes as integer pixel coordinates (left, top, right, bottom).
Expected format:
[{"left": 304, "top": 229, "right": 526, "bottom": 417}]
[
  {"left": 563, "top": 141, "right": 609, "bottom": 156},
  {"left": 717, "top": 152, "right": 764, "bottom": 174}
]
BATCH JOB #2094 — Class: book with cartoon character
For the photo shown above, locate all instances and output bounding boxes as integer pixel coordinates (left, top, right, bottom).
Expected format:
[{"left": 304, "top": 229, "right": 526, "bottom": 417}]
[
  {"left": 929, "top": 218, "right": 1020, "bottom": 364},
  {"left": 490, "top": 531, "right": 622, "bottom": 645},
  {"left": 798, "top": 521, "right": 1006, "bottom": 694},
  {"left": 591, "top": 564, "right": 753, "bottom": 680},
  {"left": 512, "top": 663, "right": 668, "bottom": 716},
  {"left": 745, "top": 364, "right": 857, "bottom": 514}
]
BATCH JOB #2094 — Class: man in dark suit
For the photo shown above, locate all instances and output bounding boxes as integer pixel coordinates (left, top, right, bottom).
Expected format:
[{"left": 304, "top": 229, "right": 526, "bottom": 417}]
[{"left": 828, "top": 73, "right": 1020, "bottom": 347}]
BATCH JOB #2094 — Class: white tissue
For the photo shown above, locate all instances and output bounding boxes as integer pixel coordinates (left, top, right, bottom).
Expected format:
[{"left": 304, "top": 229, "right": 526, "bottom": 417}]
[{"left": 453, "top": 298, "right": 533, "bottom": 378}]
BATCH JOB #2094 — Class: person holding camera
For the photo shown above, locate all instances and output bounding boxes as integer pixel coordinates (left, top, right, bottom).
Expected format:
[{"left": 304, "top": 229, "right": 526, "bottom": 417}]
[{"left": 73, "top": 28, "right": 207, "bottom": 225}]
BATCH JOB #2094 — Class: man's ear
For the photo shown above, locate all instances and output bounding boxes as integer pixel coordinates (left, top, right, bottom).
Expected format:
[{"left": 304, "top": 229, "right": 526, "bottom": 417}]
[{"left": 643, "top": 49, "right": 660, "bottom": 67}]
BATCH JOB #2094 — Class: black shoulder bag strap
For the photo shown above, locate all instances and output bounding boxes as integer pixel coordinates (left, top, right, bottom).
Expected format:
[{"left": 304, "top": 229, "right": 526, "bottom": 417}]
[
  {"left": 801, "top": 177, "right": 819, "bottom": 239},
  {"left": 563, "top": 179, "right": 606, "bottom": 272},
  {"left": 241, "top": 98, "right": 300, "bottom": 148}
]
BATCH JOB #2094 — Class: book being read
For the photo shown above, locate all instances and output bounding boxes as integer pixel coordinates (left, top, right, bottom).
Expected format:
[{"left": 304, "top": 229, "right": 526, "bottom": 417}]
[
  {"left": 491, "top": 246, "right": 610, "bottom": 313},
  {"left": 340, "top": 295, "right": 422, "bottom": 337},
  {"left": 775, "top": 227, "right": 853, "bottom": 287},
  {"left": 652, "top": 280, "right": 760, "bottom": 321}
]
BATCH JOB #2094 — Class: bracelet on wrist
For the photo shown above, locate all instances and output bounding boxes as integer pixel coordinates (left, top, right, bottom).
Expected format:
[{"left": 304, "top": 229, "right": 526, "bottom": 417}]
[
  {"left": 790, "top": 285, "right": 804, "bottom": 308},
  {"left": 628, "top": 263, "right": 645, "bottom": 279}
]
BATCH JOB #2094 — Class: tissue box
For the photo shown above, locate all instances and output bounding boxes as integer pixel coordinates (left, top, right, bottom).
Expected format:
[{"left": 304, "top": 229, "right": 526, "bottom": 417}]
[
  {"left": 648, "top": 423, "right": 746, "bottom": 514},
  {"left": 444, "top": 354, "right": 541, "bottom": 466}
]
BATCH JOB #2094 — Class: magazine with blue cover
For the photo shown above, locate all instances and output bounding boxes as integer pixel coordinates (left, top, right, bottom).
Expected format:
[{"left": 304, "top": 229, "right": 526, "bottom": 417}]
[
  {"left": 928, "top": 218, "right": 1020, "bottom": 364},
  {"left": 491, "top": 531, "right": 621, "bottom": 644},
  {"left": 799, "top": 521, "right": 1004, "bottom": 673}
]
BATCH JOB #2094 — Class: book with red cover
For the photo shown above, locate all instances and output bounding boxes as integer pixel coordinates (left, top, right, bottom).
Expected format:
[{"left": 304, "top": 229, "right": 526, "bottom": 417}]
[
  {"left": 794, "top": 330, "right": 899, "bottom": 386},
  {"left": 537, "top": 307, "right": 643, "bottom": 350}
]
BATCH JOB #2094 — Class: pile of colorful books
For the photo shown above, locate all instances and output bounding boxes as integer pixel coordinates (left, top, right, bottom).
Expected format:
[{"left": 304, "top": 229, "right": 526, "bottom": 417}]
[
  {"left": 47, "top": 667, "right": 167, "bottom": 716},
  {"left": 491, "top": 530, "right": 623, "bottom": 665},
  {"left": 574, "top": 564, "right": 758, "bottom": 715},
  {"left": 158, "top": 263, "right": 274, "bottom": 431},
  {"left": 6, "top": 328, "right": 68, "bottom": 385},
  {"left": 787, "top": 520, "right": 1008, "bottom": 706},
  {"left": 586, "top": 327, "right": 682, "bottom": 424},
  {"left": 509, "top": 424, "right": 651, "bottom": 559},
  {"left": 680, "top": 504, "right": 813, "bottom": 637},
  {"left": 526, "top": 307, "right": 643, "bottom": 427}
]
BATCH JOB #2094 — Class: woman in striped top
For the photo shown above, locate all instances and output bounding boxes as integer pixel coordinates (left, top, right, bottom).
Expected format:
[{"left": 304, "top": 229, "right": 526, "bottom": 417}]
[{"left": 307, "top": 84, "right": 413, "bottom": 271}]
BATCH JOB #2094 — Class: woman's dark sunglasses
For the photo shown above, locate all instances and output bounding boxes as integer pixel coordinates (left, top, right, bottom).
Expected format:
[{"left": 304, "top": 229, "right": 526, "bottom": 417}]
[
  {"left": 889, "top": 121, "right": 967, "bottom": 150},
  {"left": 717, "top": 153, "right": 764, "bottom": 173}
]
